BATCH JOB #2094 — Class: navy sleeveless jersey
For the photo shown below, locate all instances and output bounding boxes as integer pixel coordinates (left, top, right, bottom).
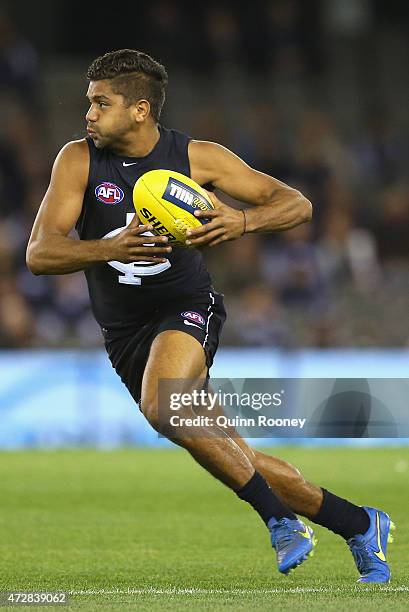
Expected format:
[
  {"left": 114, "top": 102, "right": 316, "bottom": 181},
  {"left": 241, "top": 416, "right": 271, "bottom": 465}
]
[{"left": 76, "top": 126, "right": 212, "bottom": 332}]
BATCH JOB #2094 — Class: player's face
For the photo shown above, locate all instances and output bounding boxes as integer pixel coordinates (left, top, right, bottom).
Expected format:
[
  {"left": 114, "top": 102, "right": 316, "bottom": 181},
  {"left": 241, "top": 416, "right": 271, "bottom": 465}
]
[{"left": 85, "top": 80, "right": 135, "bottom": 149}]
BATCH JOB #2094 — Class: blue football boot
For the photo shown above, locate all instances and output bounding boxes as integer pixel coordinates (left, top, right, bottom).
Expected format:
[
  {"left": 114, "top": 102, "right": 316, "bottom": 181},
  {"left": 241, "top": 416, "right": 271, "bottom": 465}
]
[
  {"left": 348, "top": 506, "right": 395, "bottom": 583},
  {"left": 269, "top": 517, "right": 316, "bottom": 575}
]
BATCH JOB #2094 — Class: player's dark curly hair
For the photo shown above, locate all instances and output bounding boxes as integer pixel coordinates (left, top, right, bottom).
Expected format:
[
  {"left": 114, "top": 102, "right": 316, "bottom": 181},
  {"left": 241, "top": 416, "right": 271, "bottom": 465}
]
[{"left": 87, "top": 49, "right": 168, "bottom": 122}]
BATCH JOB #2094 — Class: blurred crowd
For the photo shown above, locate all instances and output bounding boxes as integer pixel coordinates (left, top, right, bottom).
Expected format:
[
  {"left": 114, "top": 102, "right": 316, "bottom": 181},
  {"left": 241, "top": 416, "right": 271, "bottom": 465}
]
[{"left": 1, "top": 1, "right": 409, "bottom": 349}]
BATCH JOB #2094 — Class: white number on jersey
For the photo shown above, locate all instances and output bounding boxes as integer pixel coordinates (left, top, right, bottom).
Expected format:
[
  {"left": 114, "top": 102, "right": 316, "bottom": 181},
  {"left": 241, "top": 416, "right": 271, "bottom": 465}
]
[{"left": 102, "top": 213, "right": 171, "bottom": 285}]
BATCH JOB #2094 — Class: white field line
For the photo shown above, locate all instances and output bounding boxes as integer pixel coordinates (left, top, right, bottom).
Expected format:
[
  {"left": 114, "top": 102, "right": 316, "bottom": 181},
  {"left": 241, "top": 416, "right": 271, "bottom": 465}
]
[{"left": 68, "top": 586, "right": 409, "bottom": 595}]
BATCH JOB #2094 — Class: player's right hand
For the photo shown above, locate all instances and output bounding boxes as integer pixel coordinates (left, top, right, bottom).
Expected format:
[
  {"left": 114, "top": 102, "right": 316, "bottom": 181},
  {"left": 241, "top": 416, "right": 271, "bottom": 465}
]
[{"left": 102, "top": 214, "right": 172, "bottom": 263}]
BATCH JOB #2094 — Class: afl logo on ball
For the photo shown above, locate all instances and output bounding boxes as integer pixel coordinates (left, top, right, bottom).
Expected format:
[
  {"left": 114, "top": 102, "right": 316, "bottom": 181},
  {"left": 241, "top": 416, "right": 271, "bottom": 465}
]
[
  {"left": 95, "top": 182, "right": 124, "bottom": 205},
  {"left": 181, "top": 311, "right": 205, "bottom": 326}
]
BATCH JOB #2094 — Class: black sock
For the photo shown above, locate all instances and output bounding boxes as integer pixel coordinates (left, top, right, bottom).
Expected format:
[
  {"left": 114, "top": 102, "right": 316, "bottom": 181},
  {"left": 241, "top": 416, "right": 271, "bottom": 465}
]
[
  {"left": 236, "top": 471, "right": 297, "bottom": 525},
  {"left": 313, "top": 488, "right": 370, "bottom": 540}
]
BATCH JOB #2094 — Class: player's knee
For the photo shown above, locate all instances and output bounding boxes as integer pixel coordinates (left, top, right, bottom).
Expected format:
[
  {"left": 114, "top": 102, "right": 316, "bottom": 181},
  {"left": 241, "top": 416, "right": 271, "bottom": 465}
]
[
  {"left": 140, "top": 394, "right": 177, "bottom": 439},
  {"left": 140, "top": 395, "right": 161, "bottom": 431},
  {"left": 141, "top": 393, "right": 196, "bottom": 443}
]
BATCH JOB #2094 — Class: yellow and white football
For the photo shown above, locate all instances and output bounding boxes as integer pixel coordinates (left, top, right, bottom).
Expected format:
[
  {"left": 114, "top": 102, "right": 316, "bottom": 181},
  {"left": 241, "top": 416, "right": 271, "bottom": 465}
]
[{"left": 132, "top": 169, "right": 214, "bottom": 245}]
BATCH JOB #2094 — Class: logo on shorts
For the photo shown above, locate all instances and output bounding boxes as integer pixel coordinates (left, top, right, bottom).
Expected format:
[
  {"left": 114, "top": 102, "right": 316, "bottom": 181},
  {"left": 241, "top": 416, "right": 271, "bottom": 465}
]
[
  {"left": 95, "top": 182, "right": 124, "bottom": 205},
  {"left": 181, "top": 311, "right": 205, "bottom": 326}
]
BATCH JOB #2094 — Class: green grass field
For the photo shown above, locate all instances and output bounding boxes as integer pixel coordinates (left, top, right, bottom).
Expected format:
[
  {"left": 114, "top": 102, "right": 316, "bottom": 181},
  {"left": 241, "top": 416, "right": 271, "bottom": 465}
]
[{"left": 0, "top": 447, "right": 408, "bottom": 611}]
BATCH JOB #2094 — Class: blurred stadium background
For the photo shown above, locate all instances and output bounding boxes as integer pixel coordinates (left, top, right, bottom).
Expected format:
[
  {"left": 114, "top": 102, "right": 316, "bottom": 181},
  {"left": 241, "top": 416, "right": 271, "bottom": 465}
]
[
  {"left": 1, "top": 3, "right": 409, "bottom": 607},
  {"left": 0, "top": 0, "right": 408, "bottom": 448}
]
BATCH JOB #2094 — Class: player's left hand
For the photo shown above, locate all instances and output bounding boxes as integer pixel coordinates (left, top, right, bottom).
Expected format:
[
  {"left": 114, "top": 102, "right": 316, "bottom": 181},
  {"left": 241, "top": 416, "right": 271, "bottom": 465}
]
[{"left": 185, "top": 191, "right": 245, "bottom": 248}]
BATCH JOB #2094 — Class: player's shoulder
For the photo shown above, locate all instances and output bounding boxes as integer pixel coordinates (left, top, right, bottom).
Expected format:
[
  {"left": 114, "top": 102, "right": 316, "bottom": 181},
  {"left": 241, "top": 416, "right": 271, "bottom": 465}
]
[
  {"left": 56, "top": 138, "right": 89, "bottom": 164},
  {"left": 51, "top": 139, "right": 89, "bottom": 186},
  {"left": 188, "top": 139, "right": 233, "bottom": 164},
  {"left": 188, "top": 139, "right": 237, "bottom": 178}
]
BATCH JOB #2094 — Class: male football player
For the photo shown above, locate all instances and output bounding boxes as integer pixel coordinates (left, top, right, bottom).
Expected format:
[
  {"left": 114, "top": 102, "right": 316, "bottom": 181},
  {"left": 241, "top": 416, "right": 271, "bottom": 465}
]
[{"left": 27, "top": 49, "right": 394, "bottom": 580}]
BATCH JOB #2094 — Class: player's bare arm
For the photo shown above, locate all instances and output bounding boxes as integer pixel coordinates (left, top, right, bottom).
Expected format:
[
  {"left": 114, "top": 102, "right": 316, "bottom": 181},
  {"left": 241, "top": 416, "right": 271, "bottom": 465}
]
[
  {"left": 26, "top": 140, "right": 171, "bottom": 275},
  {"left": 187, "top": 140, "right": 312, "bottom": 247}
]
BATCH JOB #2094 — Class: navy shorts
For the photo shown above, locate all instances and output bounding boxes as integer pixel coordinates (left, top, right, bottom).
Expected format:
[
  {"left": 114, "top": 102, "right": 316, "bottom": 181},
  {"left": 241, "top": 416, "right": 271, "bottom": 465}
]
[{"left": 103, "top": 289, "right": 226, "bottom": 405}]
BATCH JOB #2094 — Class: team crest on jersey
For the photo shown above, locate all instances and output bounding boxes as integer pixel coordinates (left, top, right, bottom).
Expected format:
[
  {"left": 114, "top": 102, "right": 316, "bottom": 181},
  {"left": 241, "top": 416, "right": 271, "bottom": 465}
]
[
  {"left": 95, "top": 182, "right": 124, "bottom": 205},
  {"left": 181, "top": 311, "right": 205, "bottom": 325}
]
